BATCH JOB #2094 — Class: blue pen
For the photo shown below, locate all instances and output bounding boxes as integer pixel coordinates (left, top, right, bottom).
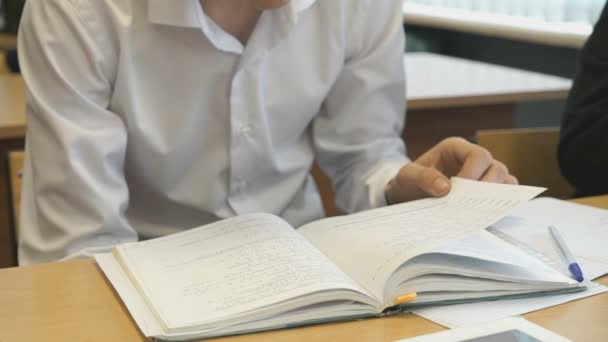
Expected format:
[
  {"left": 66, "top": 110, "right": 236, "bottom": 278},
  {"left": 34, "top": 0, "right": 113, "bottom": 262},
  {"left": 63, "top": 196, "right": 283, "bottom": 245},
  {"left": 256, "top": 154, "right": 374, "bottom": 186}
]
[{"left": 549, "top": 226, "right": 584, "bottom": 282}]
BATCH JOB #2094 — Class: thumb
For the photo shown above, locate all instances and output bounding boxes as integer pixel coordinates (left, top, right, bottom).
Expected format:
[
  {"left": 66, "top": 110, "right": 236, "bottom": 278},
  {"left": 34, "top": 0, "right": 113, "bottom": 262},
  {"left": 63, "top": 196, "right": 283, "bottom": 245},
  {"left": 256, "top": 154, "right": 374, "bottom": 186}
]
[
  {"left": 415, "top": 166, "right": 451, "bottom": 197},
  {"left": 388, "top": 163, "right": 452, "bottom": 204}
]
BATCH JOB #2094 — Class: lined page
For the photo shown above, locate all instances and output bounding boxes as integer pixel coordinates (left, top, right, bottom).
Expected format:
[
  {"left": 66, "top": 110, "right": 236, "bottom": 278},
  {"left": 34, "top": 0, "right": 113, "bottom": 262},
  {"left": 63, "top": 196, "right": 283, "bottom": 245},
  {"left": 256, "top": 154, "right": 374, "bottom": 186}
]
[
  {"left": 299, "top": 178, "right": 545, "bottom": 300},
  {"left": 427, "top": 230, "right": 575, "bottom": 284},
  {"left": 116, "top": 213, "right": 371, "bottom": 331}
]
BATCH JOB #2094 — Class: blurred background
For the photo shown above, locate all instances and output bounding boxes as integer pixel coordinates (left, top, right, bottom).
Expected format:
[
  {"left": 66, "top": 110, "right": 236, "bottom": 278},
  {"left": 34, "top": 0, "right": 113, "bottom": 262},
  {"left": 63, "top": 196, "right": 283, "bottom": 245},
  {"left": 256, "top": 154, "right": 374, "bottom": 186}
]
[
  {"left": 403, "top": 0, "right": 605, "bottom": 127},
  {"left": 0, "top": 0, "right": 25, "bottom": 34}
]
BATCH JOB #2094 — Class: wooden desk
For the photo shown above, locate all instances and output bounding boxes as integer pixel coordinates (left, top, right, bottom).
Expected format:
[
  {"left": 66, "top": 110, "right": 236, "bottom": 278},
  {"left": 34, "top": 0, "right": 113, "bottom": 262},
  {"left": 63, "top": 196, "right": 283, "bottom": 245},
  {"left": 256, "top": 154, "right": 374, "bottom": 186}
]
[
  {"left": 0, "top": 54, "right": 7, "bottom": 74},
  {"left": 0, "top": 196, "right": 606, "bottom": 341},
  {"left": 402, "top": 3, "right": 592, "bottom": 48}
]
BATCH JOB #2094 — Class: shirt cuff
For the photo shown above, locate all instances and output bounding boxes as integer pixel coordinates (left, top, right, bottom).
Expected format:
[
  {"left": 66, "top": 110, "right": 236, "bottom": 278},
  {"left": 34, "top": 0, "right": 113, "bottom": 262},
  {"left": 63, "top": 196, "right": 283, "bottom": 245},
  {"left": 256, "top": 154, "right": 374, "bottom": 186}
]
[{"left": 366, "top": 159, "right": 410, "bottom": 209}]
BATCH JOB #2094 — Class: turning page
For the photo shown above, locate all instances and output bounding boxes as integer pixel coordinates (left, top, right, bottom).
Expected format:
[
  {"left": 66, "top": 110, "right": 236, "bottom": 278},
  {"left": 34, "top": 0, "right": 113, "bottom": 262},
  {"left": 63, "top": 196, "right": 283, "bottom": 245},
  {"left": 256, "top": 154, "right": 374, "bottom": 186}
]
[{"left": 298, "top": 178, "right": 545, "bottom": 303}]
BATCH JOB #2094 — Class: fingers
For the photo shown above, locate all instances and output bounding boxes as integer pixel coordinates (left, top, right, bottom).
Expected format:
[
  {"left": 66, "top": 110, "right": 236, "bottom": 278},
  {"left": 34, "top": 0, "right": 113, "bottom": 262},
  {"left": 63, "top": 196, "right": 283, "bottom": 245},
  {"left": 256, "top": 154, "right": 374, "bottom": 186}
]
[
  {"left": 462, "top": 152, "right": 518, "bottom": 185},
  {"left": 480, "top": 161, "right": 508, "bottom": 183},
  {"left": 505, "top": 174, "right": 519, "bottom": 185},
  {"left": 386, "top": 138, "right": 520, "bottom": 205},
  {"left": 416, "top": 166, "right": 451, "bottom": 197},
  {"left": 456, "top": 146, "right": 493, "bottom": 180},
  {"left": 441, "top": 139, "right": 515, "bottom": 184},
  {"left": 480, "top": 161, "right": 519, "bottom": 185},
  {"left": 386, "top": 163, "right": 452, "bottom": 204},
  {"left": 434, "top": 138, "right": 518, "bottom": 185}
]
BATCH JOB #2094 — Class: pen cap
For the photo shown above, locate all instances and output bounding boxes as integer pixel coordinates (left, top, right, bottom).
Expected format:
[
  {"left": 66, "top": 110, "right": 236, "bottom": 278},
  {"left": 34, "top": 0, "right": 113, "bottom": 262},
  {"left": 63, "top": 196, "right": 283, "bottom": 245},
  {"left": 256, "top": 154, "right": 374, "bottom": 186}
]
[{"left": 568, "top": 263, "right": 584, "bottom": 282}]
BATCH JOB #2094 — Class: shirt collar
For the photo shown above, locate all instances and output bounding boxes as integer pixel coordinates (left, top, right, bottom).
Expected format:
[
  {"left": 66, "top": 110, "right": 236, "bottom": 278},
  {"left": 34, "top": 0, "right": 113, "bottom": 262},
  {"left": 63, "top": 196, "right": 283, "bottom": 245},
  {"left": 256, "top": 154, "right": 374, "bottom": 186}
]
[{"left": 148, "top": 0, "right": 317, "bottom": 28}]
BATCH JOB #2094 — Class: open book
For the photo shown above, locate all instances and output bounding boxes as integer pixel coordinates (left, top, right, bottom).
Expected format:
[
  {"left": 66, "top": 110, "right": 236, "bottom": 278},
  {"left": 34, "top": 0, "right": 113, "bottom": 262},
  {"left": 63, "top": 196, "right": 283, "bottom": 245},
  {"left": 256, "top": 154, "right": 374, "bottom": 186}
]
[{"left": 95, "top": 178, "right": 584, "bottom": 341}]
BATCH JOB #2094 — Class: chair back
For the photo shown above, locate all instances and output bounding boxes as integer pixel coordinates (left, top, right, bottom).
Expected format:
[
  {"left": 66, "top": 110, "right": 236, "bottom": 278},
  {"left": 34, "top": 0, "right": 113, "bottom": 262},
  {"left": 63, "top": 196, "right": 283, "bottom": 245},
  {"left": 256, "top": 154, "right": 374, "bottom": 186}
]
[{"left": 476, "top": 127, "right": 574, "bottom": 198}]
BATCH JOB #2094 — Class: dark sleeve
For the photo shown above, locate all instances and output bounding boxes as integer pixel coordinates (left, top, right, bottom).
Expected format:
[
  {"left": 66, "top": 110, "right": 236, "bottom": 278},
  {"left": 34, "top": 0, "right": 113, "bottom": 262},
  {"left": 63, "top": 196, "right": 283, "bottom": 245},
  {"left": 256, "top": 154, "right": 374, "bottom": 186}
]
[{"left": 558, "top": 3, "right": 608, "bottom": 197}]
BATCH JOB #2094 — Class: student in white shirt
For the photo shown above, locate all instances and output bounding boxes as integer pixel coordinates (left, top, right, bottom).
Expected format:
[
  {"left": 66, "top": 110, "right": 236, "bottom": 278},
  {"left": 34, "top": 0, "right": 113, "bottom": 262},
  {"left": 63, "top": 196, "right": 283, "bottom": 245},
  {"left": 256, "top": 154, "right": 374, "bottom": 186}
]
[{"left": 17, "top": 0, "right": 517, "bottom": 265}]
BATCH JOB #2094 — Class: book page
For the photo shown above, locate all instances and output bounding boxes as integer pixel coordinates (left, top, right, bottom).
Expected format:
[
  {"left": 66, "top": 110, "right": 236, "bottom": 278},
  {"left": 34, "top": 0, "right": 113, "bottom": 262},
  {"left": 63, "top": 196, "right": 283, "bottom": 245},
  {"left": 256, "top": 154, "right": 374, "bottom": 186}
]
[
  {"left": 432, "top": 230, "right": 570, "bottom": 281},
  {"left": 95, "top": 253, "right": 164, "bottom": 337},
  {"left": 399, "top": 230, "right": 576, "bottom": 287},
  {"left": 116, "top": 213, "right": 373, "bottom": 331},
  {"left": 298, "top": 178, "right": 545, "bottom": 302}
]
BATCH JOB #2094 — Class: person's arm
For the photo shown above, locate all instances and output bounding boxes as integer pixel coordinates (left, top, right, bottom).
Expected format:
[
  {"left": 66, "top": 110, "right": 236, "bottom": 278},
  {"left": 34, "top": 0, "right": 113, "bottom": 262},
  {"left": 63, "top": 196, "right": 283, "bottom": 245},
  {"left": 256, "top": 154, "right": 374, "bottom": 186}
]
[
  {"left": 18, "top": 0, "right": 137, "bottom": 264},
  {"left": 314, "top": 0, "right": 516, "bottom": 212},
  {"left": 313, "top": 0, "right": 409, "bottom": 213},
  {"left": 558, "top": 3, "right": 608, "bottom": 197}
]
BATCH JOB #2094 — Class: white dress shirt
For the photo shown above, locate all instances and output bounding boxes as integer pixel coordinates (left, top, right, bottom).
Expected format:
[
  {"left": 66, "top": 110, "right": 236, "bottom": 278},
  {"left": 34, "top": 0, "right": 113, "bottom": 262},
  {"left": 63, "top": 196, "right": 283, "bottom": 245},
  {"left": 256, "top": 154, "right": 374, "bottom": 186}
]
[{"left": 18, "top": 0, "right": 409, "bottom": 264}]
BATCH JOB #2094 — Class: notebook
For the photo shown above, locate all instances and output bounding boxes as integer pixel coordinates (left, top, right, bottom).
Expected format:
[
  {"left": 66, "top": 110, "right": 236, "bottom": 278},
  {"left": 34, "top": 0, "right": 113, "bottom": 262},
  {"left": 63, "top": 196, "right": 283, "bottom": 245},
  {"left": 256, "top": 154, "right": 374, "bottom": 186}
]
[{"left": 95, "top": 178, "right": 584, "bottom": 341}]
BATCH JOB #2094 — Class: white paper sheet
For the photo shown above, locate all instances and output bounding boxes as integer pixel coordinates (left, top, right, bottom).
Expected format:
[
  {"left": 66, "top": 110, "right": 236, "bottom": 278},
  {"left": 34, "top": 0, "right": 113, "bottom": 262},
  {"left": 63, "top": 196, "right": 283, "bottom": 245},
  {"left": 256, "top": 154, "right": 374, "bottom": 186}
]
[
  {"left": 413, "top": 282, "right": 608, "bottom": 328},
  {"left": 490, "top": 197, "right": 608, "bottom": 280}
]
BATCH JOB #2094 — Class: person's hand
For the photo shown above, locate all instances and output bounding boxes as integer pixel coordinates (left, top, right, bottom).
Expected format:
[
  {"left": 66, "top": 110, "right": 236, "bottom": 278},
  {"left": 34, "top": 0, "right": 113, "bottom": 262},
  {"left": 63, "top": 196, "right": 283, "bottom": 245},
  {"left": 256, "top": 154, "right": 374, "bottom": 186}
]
[{"left": 385, "top": 137, "right": 518, "bottom": 204}]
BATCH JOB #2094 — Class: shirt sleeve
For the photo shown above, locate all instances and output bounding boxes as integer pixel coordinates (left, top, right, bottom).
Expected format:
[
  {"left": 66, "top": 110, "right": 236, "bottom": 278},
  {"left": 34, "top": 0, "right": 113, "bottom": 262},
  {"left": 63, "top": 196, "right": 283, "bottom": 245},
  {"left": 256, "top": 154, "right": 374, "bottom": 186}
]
[
  {"left": 313, "top": 0, "right": 409, "bottom": 213},
  {"left": 18, "top": 0, "right": 137, "bottom": 264},
  {"left": 558, "top": 3, "right": 608, "bottom": 197}
]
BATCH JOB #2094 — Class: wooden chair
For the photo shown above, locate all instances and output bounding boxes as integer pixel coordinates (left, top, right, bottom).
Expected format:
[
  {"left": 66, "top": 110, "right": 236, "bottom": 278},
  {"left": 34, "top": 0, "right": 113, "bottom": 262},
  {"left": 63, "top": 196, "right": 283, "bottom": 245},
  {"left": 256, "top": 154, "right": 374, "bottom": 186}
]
[
  {"left": 476, "top": 127, "right": 574, "bottom": 199},
  {"left": 0, "top": 54, "right": 7, "bottom": 74},
  {"left": 5, "top": 150, "right": 23, "bottom": 262}
]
